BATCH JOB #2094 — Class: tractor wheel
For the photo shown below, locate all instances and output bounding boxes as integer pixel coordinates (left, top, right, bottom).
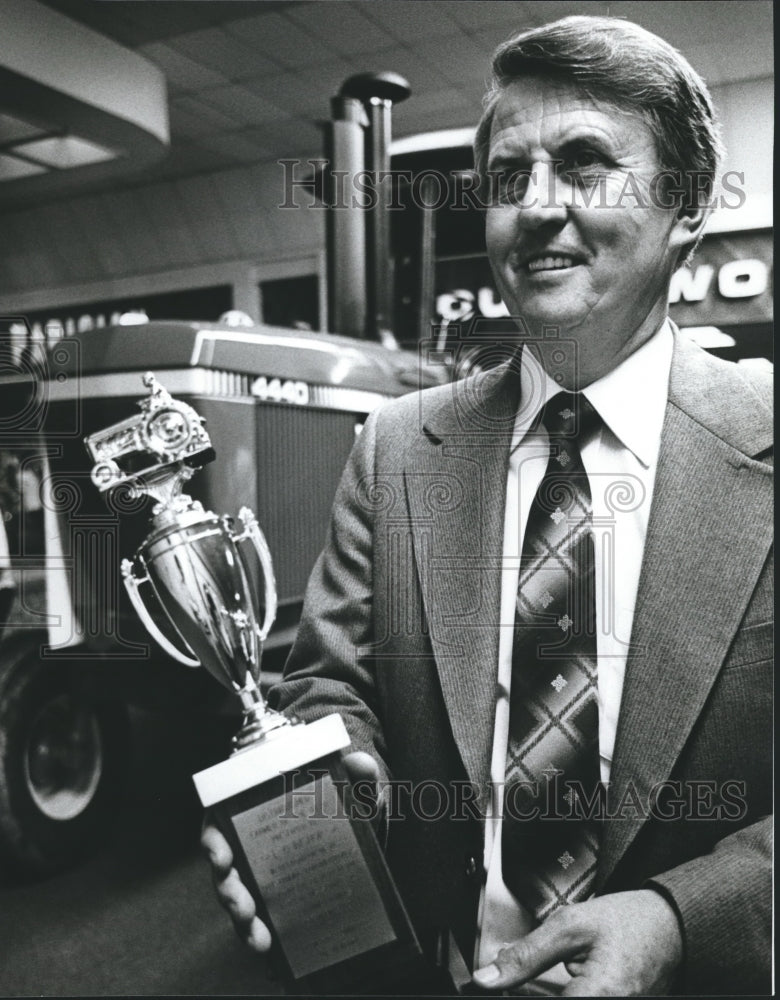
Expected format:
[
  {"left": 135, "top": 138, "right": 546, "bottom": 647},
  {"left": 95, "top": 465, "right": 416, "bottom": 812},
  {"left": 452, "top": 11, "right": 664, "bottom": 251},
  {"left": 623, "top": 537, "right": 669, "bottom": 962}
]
[{"left": 0, "top": 634, "right": 129, "bottom": 876}]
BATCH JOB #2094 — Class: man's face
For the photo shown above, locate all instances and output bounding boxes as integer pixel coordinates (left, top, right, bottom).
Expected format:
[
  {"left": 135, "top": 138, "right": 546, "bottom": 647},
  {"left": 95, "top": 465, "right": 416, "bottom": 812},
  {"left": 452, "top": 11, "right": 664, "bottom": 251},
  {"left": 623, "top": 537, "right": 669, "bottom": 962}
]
[{"left": 485, "top": 76, "right": 690, "bottom": 387}]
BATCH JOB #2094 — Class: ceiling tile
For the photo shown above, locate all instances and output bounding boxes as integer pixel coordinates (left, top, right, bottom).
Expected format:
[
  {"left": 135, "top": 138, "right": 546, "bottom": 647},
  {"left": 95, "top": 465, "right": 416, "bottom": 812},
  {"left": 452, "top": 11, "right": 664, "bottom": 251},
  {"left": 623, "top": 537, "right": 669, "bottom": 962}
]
[
  {"left": 167, "top": 103, "right": 210, "bottom": 140},
  {"left": 241, "top": 119, "right": 324, "bottom": 157},
  {"left": 138, "top": 41, "right": 232, "bottom": 92},
  {"left": 243, "top": 60, "right": 362, "bottom": 116},
  {"left": 614, "top": 0, "right": 772, "bottom": 46},
  {"left": 196, "top": 86, "right": 291, "bottom": 125},
  {"left": 361, "top": 1, "right": 465, "bottom": 41},
  {"left": 142, "top": 140, "right": 242, "bottom": 182},
  {"left": 355, "top": 46, "right": 450, "bottom": 92},
  {"left": 400, "top": 35, "right": 490, "bottom": 91},
  {"left": 472, "top": 22, "right": 527, "bottom": 56},
  {"left": 0, "top": 0, "right": 771, "bottom": 227},
  {"left": 196, "top": 131, "right": 271, "bottom": 163},
  {"left": 444, "top": 1, "right": 533, "bottom": 33},
  {"left": 286, "top": 3, "right": 398, "bottom": 54},
  {"left": 170, "top": 96, "right": 243, "bottom": 134},
  {"left": 224, "top": 12, "right": 340, "bottom": 69},
  {"left": 0, "top": 113, "right": 49, "bottom": 146},
  {"left": 241, "top": 72, "right": 321, "bottom": 115},
  {"left": 0, "top": 155, "right": 47, "bottom": 181},
  {"left": 169, "top": 26, "right": 281, "bottom": 79},
  {"left": 39, "top": 0, "right": 288, "bottom": 47}
]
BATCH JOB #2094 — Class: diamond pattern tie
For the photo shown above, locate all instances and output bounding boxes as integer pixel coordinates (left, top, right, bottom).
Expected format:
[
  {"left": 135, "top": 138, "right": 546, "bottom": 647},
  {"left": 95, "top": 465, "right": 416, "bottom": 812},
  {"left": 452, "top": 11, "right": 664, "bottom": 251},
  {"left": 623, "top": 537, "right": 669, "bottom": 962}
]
[{"left": 502, "top": 390, "right": 600, "bottom": 923}]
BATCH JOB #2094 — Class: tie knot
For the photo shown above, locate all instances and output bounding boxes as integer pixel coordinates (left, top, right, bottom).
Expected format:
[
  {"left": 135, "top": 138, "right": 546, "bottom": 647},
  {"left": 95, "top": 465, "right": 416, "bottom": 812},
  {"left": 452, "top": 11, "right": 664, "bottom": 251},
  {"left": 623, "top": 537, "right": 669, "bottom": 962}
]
[{"left": 543, "top": 391, "right": 598, "bottom": 442}]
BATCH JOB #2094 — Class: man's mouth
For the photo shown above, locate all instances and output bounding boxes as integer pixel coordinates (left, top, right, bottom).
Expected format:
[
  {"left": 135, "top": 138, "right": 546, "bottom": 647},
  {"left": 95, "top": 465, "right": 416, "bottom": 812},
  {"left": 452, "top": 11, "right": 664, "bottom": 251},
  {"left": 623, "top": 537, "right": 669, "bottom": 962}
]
[{"left": 526, "top": 255, "right": 579, "bottom": 273}]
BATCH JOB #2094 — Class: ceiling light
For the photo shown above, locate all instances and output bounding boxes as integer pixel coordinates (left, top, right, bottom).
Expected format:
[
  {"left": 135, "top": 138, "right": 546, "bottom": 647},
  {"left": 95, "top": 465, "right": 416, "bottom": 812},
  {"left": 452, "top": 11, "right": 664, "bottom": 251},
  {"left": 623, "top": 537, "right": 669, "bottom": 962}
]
[
  {"left": 0, "top": 154, "right": 47, "bottom": 180},
  {"left": 14, "top": 135, "right": 117, "bottom": 168}
]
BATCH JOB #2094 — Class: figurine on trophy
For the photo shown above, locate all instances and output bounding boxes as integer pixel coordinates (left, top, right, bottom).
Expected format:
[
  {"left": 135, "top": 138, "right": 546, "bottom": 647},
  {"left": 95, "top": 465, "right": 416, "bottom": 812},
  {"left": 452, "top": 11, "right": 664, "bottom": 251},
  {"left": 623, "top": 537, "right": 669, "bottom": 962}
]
[{"left": 85, "top": 373, "right": 419, "bottom": 994}]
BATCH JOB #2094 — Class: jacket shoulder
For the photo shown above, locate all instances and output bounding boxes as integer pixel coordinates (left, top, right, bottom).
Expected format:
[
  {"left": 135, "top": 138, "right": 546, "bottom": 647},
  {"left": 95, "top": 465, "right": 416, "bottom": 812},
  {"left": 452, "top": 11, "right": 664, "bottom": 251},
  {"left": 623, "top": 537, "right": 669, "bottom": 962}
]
[
  {"left": 670, "top": 338, "right": 773, "bottom": 460},
  {"left": 370, "top": 370, "right": 484, "bottom": 440}
]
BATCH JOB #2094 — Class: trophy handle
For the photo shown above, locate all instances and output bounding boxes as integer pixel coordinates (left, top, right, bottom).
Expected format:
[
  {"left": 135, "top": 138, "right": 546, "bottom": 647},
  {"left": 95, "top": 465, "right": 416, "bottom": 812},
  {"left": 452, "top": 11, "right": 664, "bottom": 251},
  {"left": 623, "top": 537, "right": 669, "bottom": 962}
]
[
  {"left": 231, "top": 507, "right": 277, "bottom": 643},
  {"left": 121, "top": 557, "right": 201, "bottom": 667}
]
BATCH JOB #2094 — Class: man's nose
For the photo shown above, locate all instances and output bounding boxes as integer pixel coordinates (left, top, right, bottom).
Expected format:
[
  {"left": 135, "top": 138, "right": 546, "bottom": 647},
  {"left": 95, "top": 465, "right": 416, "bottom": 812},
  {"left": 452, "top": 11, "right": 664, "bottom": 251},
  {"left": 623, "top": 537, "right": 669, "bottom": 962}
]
[{"left": 515, "top": 161, "right": 568, "bottom": 229}]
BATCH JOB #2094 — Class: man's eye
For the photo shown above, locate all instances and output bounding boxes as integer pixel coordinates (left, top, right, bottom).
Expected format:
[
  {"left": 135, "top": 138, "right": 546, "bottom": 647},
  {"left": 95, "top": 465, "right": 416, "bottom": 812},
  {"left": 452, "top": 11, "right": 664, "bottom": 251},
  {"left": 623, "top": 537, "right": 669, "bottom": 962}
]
[
  {"left": 491, "top": 169, "right": 531, "bottom": 205},
  {"left": 565, "top": 149, "right": 603, "bottom": 171}
]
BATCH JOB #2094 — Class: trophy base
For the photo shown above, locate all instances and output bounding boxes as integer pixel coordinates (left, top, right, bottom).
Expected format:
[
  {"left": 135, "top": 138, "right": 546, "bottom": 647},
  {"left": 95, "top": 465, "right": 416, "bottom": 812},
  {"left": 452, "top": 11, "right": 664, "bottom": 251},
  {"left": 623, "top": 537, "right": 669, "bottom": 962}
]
[{"left": 192, "top": 714, "right": 423, "bottom": 994}]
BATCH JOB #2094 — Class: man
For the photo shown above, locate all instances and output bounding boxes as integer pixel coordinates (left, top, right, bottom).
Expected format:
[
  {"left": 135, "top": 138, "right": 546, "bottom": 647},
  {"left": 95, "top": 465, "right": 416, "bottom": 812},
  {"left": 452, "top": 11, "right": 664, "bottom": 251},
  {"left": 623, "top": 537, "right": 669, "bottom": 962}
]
[{"left": 203, "top": 16, "right": 772, "bottom": 996}]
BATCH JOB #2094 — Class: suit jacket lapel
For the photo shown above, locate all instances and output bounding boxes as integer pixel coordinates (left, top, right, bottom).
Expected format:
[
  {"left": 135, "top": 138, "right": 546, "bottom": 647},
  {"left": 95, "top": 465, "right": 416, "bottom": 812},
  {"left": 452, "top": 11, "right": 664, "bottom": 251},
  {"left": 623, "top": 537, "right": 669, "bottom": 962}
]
[
  {"left": 404, "top": 359, "right": 521, "bottom": 804},
  {"left": 597, "top": 336, "right": 773, "bottom": 888}
]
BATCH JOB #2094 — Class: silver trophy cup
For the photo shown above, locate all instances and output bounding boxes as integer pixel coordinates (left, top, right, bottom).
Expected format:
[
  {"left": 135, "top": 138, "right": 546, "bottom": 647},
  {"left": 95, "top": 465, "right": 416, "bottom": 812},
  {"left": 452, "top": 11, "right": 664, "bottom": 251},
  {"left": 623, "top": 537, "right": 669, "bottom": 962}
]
[
  {"left": 85, "top": 373, "right": 420, "bottom": 993},
  {"left": 85, "top": 372, "right": 286, "bottom": 749}
]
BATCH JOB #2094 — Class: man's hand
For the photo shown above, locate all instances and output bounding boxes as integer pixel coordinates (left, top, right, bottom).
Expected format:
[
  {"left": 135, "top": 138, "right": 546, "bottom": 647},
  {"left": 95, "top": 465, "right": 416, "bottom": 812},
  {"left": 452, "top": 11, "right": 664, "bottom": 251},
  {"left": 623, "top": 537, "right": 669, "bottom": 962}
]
[
  {"left": 472, "top": 890, "right": 683, "bottom": 996},
  {"left": 200, "top": 750, "right": 381, "bottom": 953}
]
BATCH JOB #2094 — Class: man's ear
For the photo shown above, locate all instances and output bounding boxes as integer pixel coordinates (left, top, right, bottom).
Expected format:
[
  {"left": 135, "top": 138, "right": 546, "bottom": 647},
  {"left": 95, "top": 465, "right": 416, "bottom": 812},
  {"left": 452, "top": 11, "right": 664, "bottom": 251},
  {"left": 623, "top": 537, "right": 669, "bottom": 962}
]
[{"left": 669, "top": 199, "right": 712, "bottom": 259}]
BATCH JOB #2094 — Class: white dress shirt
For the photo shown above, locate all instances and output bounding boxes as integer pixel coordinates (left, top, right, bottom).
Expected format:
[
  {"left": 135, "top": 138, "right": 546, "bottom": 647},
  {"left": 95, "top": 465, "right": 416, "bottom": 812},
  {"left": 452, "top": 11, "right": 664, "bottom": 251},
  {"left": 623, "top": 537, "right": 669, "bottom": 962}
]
[{"left": 474, "top": 320, "right": 674, "bottom": 985}]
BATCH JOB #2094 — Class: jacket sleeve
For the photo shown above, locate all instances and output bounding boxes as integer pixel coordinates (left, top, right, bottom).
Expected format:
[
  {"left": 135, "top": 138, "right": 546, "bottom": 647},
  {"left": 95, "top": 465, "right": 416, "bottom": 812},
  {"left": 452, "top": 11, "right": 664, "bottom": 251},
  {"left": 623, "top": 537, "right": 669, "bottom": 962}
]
[
  {"left": 646, "top": 814, "right": 772, "bottom": 995},
  {"left": 267, "top": 407, "right": 391, "bottom": 784}
]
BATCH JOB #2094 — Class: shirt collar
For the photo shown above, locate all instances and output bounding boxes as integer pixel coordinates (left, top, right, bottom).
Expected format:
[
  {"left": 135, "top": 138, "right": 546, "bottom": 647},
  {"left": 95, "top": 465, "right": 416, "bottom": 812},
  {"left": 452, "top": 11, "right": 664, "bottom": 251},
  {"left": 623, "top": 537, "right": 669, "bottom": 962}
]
[{"left": 513, "top": 319, "right": 674, "bottom": 468}]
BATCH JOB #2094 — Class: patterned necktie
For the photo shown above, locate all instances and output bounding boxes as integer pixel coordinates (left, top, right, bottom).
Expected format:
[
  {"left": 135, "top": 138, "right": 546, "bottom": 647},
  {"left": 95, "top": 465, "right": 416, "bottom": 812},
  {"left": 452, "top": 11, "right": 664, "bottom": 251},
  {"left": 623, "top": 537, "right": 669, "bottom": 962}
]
[{"left": 502, "top": 390, "right": 600, "bottom": 923}]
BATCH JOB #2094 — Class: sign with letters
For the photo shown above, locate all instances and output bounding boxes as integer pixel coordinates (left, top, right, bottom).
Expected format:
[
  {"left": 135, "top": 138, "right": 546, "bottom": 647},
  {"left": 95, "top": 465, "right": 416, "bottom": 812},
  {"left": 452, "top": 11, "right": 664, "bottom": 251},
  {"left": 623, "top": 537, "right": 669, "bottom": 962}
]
[
  {"left": 434, "top": 230, "right": 772, "bottom": 359},
  {"left": 2, "top": 285, "right": 233, "bottom": 359}
]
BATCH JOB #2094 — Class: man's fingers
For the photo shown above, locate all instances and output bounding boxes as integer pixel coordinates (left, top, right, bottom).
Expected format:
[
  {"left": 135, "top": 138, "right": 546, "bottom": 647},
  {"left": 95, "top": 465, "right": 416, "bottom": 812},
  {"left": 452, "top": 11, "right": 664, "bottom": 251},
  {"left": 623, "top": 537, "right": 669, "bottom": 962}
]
[
  {"left": 472, "top": 911, "right": 585, "bottom": 991},
  {"left": 244, "top": 916, "right": 273, "bottom": 954},
  {"left": 210, "top": 863, "right": 273, "bottom": 954},
  {"left": 200, "top": 821, "right": 233, "bottom": 876},
  {"left": 215, "top": 866, "right": 257, "bottom": 925}
]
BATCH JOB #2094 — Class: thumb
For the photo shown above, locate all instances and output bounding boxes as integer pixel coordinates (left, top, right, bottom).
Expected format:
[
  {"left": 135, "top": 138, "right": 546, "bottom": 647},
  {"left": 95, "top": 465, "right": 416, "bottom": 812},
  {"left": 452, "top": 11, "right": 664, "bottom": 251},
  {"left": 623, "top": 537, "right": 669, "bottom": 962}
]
[{"left": 472, "top": 913, "right": 580, "bottom": 991}]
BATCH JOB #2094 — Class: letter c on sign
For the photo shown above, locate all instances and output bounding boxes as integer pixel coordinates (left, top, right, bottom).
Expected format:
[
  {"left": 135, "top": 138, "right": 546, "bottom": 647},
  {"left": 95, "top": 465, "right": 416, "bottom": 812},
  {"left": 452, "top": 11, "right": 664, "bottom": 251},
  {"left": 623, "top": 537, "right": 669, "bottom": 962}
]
[{"left": 718, "top": 259, "right": 768, "bottom": 299}]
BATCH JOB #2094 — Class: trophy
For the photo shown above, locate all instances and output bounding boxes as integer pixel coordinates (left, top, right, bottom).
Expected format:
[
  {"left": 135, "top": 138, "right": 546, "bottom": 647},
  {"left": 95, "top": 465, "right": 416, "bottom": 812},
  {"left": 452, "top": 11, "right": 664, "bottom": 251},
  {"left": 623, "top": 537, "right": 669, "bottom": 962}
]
[{"left": 85, "top": 374, "right": 420, "bottom": 993}]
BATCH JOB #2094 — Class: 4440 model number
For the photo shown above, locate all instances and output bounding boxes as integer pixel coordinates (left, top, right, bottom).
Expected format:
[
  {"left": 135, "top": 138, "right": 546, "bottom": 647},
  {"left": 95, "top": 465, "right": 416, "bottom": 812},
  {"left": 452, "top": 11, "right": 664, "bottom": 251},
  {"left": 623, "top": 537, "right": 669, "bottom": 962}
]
[{"left": 251, "top": 377, "right": 310, "bottom": 405}]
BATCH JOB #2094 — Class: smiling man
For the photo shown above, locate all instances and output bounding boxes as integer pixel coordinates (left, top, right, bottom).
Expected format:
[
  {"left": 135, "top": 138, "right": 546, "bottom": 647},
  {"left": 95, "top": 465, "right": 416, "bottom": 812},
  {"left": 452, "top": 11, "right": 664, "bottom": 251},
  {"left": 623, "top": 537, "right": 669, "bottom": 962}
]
[
  {"left": 202, "top": 16, "right": 772, "bottom": 996},
  {"left": 482, "top": 76, "right": 697, "bottom": 388}
]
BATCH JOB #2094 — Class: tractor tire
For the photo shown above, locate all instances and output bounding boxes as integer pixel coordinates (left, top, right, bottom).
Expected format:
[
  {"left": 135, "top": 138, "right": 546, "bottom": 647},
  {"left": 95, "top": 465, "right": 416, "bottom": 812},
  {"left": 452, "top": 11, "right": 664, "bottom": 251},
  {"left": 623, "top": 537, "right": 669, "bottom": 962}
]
[{"left": 0, "top": 633, "right": 130, "bottom": 877}]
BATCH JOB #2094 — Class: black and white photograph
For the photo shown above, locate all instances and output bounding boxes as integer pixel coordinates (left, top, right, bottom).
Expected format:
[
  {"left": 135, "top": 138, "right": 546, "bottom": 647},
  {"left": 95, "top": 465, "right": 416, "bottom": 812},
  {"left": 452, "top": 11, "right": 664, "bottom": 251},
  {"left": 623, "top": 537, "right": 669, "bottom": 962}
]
[{"left": 0, "top": 1, "right": 772, "bottom": 996}]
